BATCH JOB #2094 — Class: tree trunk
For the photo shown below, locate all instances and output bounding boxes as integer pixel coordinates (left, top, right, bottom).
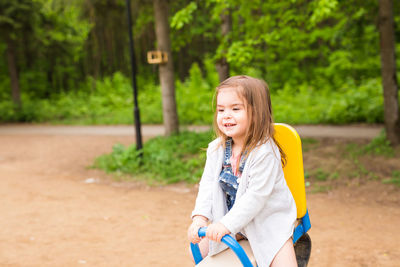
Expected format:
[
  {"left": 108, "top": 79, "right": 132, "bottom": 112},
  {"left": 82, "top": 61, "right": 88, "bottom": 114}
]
[
  {"left": 378, "top": 0, "right": 400, "bottom": 146},
  {"left": 6, "top": 36, "right": 21, "bottom": 109},
  {"left": 153, "top": 0, "right": 179, "bottom": 135},
  {"left": 216, "top": 9, "right": 232, "bottom": 82},
  {"left": 216, "top": 57, "right": 229, "bottom": 83}
]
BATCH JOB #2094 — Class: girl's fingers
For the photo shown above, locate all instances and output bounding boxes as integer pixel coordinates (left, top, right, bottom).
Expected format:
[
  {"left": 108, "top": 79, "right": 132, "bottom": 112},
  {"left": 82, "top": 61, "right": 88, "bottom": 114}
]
[
  {"left": 215, "top": 232, "right": 221, "bottom": 242},
  {"left": 188, "top": 226, "right": 199, "bottom": 243},
  {"left": 190, "top": 226, "right": 203, "bottom": 243},
  {"left": 209, "top": 231, "right": 217, "bottom": 242},
  {"left": 209, "top": 232, "right": 214, "bottom": 241},
  {"left": 206, "top": 229, "right": 225, "bottom": 242},
  {"left": 191, "top": 233, "right": 197, "bottom": 242}
]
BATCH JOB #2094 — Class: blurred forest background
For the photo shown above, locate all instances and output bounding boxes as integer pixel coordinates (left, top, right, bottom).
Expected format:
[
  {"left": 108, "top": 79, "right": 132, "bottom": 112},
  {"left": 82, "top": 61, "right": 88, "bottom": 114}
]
[{"left": 0, "top": 0, "right": 399, "bottom": 126}]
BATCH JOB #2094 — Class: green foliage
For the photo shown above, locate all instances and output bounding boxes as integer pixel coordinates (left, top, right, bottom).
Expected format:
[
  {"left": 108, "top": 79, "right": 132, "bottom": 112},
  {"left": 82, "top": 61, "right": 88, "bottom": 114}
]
[
  {"left": 0, "top": 1, "right": 40, "bottom": 32},
  {"left": 171, "top": 2, "right": 198, "bottom": 30},
  {"left": 94, "top": 131, "right": 214, "bottom": 184},
  {"left": 170, "top": 0, "right": 388, "bottom": 92},
  {"left": 363, "top": 131, "right": 395, "bottom": 157},
  {"left": 330, "top": 172, "right": 339, "bottom": 180},
  {"left": 383, "top": 171, "right": 400, "bottom": 187},
  {"left": 311, "top": 185, "right": 332, "bottom": 193},
  {"left": 0, "top": 72, "right": 149, "bottom": 124},
  {"left": 309, "top": 0, "right": 339, "bottom": 26},
  {"left": 0, "top": 0, "right": 399, "bottom": 127},
  {"left": 0, "top": 66, "right": 392, "bottom": 125},
  {"left": 0, "top": 0, "right": 92, "bottom": 99},
  {"left": 170, "top": 0, "right": 219, "bottom": 52},
  {"left": 272, "top": 77, "right": 384, "bottom": 124},
  {"left": 314, "top": 168, "right": 329, "bottom": 181},
  {"left": 301, "top": 138, "right": 319, "bottom": 152},
  {"left": 310, "top": 167, "right": 339, "bottom": 182},
  {"left": 346, "top": 130, "right": 395, "bottom": 158},
  {"left": 176, "top": 60, "right": 216, "bottom": 124}
]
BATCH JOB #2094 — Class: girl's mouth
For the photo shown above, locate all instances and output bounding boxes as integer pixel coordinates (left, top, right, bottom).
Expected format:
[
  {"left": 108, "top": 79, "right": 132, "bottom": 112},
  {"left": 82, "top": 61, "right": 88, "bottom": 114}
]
[{"left": 224, "top": 123, "right": 236, "bottom": 127}]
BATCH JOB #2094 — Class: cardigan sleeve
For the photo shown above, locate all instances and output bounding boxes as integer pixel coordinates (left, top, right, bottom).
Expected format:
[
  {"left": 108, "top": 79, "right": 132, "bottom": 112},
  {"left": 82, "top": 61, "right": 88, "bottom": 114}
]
[
  {"left": 220, "top": 149, "right": 281, "bottom": 234},
  {"left": 191, "top": 143, "right": 217, "bottom": 221}
]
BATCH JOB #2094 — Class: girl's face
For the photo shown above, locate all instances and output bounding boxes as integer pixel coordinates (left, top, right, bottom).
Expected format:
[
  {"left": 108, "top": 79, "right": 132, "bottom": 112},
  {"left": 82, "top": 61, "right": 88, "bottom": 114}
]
[{"left": 216, "top": 88, "right": 249, "bottom": 145}]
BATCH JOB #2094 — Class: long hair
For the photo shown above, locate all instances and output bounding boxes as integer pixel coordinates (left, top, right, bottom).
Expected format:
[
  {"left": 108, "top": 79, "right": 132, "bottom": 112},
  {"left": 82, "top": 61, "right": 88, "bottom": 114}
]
[{"left": 213, "top": 75, "right": 287, "bottom": 166}]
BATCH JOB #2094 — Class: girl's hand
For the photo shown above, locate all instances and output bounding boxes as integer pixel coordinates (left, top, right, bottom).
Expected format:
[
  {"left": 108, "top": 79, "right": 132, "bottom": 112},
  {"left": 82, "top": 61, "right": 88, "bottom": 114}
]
[
  {"left": 206, "top": 222, "right": 230, "bottom": 242},
  {"left": 188, "top": 216, "right": 208, "bottom": 244}
]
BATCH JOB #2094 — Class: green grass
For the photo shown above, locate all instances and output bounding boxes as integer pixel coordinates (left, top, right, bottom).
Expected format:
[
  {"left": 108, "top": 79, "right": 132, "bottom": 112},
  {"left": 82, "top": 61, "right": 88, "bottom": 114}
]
[
  {"left": 314, "top": 168, "right": 329, "bottom": 181},
  {"left": 311, "top": 185, "right": 332, "bottom": 193},
  {"left": 346, "top": 131, "right": 395, "bottom": 158},
  {"left": 363, "top": 131, "right": 395, "bottom": 157},
  {"left": 301, "top": 138, "right": 319, "bottom": 152},
  {"left": 93, "top": 130, "right": 214, "bottom": 184},
  {"left": 92, "top": 128, "right": 399, "bottom": 190},
  {"left": 343, "top": 130, "right": 397, "bottom": 185},
  {"left": 383, "top": 170, "right": 400, "bottom": 187}
]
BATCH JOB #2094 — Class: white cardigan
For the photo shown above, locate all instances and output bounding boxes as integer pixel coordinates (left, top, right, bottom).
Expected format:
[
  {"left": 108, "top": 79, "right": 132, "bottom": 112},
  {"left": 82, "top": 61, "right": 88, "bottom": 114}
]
[{"left": 192, "top": 138, "right": 297, "bottom": 267}]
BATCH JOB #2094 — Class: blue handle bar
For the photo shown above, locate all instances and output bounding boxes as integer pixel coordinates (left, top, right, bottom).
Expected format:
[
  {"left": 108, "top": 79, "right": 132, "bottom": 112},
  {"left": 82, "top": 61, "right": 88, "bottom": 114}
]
[{"left": 190, "top": 227, "right": 253, "bottom": 267}]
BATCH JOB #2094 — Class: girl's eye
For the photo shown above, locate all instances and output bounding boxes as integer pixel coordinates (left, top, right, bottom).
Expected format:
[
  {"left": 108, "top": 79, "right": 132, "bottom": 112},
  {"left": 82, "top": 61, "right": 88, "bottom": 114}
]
[
  {"left": 218, "top": 109, "right": 224, "bottom": 113},
  {"left": 233, "top": 107, "right": 240, "bottom": 111}
]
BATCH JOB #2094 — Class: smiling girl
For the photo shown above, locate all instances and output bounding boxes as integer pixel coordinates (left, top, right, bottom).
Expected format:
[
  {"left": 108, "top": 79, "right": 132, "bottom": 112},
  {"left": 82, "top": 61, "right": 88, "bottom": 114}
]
[{"left": 187, "top": 75, "right": 297, "bottom": 267}]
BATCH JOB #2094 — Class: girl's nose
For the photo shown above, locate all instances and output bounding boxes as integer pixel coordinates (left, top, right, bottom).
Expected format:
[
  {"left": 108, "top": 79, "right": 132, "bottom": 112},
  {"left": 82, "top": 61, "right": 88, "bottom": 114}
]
[{"left": 223, "top": 111, "right": 232, "bottom": 118}]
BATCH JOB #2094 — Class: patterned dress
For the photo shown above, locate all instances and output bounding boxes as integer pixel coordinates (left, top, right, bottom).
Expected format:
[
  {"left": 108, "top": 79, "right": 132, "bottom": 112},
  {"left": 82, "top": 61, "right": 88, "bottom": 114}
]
[{"left": 219, "top": 138, "right": 247, "bottom": 211}]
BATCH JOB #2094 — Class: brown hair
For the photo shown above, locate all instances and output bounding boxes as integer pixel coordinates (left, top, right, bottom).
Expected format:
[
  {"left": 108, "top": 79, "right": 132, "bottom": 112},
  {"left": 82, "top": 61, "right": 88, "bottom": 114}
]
[{"left": 213, "top": 75, "right": 286, "bottom": 166}]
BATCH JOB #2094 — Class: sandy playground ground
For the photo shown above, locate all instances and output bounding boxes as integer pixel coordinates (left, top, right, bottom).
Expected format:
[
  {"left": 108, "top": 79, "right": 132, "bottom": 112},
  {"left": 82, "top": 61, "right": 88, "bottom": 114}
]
[{"left": 0, "top": 125, "right": 399, "bottom": 266}]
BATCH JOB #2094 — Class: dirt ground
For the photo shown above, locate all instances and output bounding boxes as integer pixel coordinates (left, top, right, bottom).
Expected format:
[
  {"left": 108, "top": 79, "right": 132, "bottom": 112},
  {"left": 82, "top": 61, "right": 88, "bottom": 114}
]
[{"left": 0, "top": 126, "right": 399, "bottom": 266}]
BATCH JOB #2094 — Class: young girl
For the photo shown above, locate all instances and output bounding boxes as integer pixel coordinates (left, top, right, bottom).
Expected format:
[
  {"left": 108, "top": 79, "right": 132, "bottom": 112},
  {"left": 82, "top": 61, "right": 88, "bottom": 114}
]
[{"left": 187, "top": 75, "right": 297, "bottom": 267}]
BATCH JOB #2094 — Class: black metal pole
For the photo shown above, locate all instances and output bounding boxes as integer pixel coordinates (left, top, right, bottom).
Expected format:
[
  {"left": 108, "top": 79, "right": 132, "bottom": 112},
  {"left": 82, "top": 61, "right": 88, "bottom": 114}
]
[{"left": 126, "top": 0, "right": 143, "bottom": 156}]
